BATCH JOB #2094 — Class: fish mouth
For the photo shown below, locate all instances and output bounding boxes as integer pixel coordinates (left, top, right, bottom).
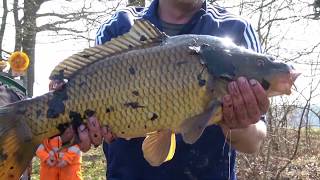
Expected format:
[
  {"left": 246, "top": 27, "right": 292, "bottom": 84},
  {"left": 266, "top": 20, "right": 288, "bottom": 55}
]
[{"left": 266, "top": 70, "right": 301, "bottom": 97}]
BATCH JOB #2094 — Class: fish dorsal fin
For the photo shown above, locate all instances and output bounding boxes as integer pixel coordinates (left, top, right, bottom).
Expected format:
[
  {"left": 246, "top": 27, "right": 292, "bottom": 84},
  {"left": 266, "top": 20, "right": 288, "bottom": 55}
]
[{"left": 49, "top": 19, "right": 167, "bottom": 80}]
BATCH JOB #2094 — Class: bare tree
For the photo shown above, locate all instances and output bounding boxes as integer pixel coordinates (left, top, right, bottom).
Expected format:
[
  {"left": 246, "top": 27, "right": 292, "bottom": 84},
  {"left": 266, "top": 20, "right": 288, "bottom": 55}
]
[
  {"left": 0, "top": 0, "right": 9, "bottom": 58},
  {"left": 213, "top": 0, "right": 320, "bottom": 179},
  {"left": 128, "top": 0, "right": 145, "bottom": 7},
  {"left": 1, "top": 0, "right": 117, "bottom": 96}
]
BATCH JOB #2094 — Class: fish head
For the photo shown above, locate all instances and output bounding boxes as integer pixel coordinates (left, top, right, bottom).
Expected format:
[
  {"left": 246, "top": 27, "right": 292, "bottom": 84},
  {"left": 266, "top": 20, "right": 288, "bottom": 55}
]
[
  {"left": 226, "top": 53, "right": 300, "bottom": 97},
  {"left": 251, "top": 57, "right": 300, "bottom": 97},
  {"left": 198, "top": 38, "right": 300, "bottom": 97}
]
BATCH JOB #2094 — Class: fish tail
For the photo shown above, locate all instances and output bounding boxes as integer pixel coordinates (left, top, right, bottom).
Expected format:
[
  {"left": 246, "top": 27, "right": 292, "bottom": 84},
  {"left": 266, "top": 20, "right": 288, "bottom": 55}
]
[{"left": 0, "top": 102, "right": 37, "bottom": 180}]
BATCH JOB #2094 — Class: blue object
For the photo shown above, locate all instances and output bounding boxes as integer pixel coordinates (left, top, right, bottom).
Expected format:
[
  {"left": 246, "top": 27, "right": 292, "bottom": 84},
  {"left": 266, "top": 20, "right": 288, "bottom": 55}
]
[{"left": 96, "top": 0, "right": 262, "bottom": 179}]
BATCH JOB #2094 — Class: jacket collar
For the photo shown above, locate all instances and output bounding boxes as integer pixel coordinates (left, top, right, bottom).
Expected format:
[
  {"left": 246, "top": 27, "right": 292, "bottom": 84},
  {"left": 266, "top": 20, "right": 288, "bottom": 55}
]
[{"left": 143, "top": 0, "right": 207, "bottom": 33}]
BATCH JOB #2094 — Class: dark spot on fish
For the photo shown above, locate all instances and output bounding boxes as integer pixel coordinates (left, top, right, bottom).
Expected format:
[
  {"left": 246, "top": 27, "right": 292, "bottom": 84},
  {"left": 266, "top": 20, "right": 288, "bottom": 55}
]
[
  {"left": 47, "top": 84, "right": 68, "bottom": 118},
  {"left": 197, "top": 74, "right": 206, "bottom": 87},
  {"left": 106, "top": 106, "right": 114, "bottom": 113},
  {"left": 261, "top": 79, "right": 270, "bottom": 90},
  {"left": 140, "top": 35, "right": 147, "bottom": 41},
  {"left": 127, "top": 125, "right": 130, "bottom": 128},
  {"left": 121, "top": 131, "right": 125, "bottom": 134},
  {"left": 176, "top": 61, "right": 189, "bottom": 66},
  {"left": 129, "top": 67, "right": 136, "bottom": 75},
  {"left": 50, "top": 70, "right": 65, "bottom": 81},
  {"left": 10, "top": 166, "right": 13, "bottom": 170},
  {"left": 124, "top": 102, "right": 145, "bottom": 109},
  {"left": 36, "top": 109, "right": 42, "bottom": 118},
  {"left": 144, "top": 125, "right": 147, "bottom": 129},
  {"left": 69, "top": 111, "right": 83, "bottom": 130},
  {"left": 128, "top": 44, "right": 133, "bottom": 49},
  {"left": 132, "top": 91, "right": 139, "bottom": 96},
  {"left": 57, "top": 123, "right": 70, "bottom": 134},
  {"left": 94, "top": 134, "right": 98, "bottom": 138},
  {"left": 81, "top": 54, "right": 90, "bottom": 58},
  {"left": 150, "top": 113, "right": 159, "bottom": 121},
  {"left": 198, "top": 79, "right": 206, "bottom": 87},
  {"left": 84, "top": 109, "right": 95, "bottom": 118}
]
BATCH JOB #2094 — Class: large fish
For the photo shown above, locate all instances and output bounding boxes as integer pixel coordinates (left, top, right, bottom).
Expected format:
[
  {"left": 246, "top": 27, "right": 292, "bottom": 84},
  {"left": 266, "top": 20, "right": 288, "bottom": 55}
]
[{"left": 0, "top": 20, "right": 299, "bottom": 179}]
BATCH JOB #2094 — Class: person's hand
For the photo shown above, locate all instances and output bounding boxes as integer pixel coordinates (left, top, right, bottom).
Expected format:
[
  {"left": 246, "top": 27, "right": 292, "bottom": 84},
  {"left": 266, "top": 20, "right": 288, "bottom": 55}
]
[
  {"left": 56, "top": 160, "right": 67, "bottom": 168},
  {"left": 101, "top": 125, "right": 117, "bottom": 144},
  {"left": 222, "top": 77, "right": 269, "bottom": 129},
  {"left": 46, "top": 154, "right": 56, "bottom": 167},
  {"left": 77, "top": 116, "right": 117, "bottom": 152},
  {"left": 49, "top": 79, "right": 65, "bottom": 91}
]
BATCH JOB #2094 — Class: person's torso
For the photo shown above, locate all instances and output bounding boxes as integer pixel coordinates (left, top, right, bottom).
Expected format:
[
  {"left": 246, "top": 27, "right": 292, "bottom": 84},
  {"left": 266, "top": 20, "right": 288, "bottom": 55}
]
[{"left": 96, "top": 1, "right": 261, "bottom": 179}]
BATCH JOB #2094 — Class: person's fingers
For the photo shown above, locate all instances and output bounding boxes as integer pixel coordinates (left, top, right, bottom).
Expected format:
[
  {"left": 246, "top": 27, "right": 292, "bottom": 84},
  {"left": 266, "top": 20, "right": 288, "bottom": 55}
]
[
  {"left": 249, "top": 79, "right": 270, "bottom": 114},
  {"left": 228, "top": 81, "right": 248, "bottom": 127},
  {"left": 101, "top": 126, "right": 116, "bottom": 144},
  {"left": 78, "top": 125, "right": 91, "bottom": 152},
  {"left": 222, "top": 95, "right": 236, "bottom": 129},
  {"left": 46, "top": 159, "right": 55, "bottom": 167},
  {"left": 87, "top": 116, "right": 103, "bottom": 147},
  {"left": 49, "top": 80, "right": 65, "bottom": 91},
  {"left": 237, "top": 77, "right": 260, "bottom": 124}
]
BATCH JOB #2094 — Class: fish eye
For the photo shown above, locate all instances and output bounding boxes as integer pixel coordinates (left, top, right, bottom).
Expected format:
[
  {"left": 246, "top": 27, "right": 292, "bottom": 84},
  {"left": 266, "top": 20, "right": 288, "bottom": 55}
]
[{"left": 257, "top": 58, "right": 265, "bottom": 67}]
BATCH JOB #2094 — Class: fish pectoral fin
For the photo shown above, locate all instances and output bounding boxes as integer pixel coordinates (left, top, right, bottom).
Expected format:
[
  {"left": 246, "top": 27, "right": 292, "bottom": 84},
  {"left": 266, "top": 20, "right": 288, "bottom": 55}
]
[
  {"left": 180, "top": 101, "right": 221, "bottom": 144},
  {"left": 142, "top": 130, "right": 176, "bottom": 166}
]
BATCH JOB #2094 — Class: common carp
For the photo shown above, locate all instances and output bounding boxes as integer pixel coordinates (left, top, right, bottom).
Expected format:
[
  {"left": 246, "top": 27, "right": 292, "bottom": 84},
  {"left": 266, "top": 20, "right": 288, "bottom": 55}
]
[{"left": 0, "top": 20, "right": 299, "bottom": 179}]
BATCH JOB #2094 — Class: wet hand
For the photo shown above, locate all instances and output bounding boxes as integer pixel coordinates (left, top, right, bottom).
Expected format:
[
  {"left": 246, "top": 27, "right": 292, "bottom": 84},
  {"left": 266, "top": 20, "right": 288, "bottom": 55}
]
[
  {"left": 49, "top": 80, "right": 65, "bottom": 91},
  {"left": 77, "top": 116, "right": 117, "bottom": 152},
  {"left": 101, "top": 125, "right": 117, "bottom": 144},
  {"left": 222, "top": 77, "right": 269, "bottom": 129},
  {"left": 77, "top": 115, "right": 103, "bottom": 152}
]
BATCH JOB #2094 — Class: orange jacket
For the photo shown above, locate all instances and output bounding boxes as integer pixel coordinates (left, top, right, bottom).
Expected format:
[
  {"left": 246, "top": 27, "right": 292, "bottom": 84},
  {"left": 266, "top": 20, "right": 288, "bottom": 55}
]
[{"left": 36, "top": 136, "right": 83, "bottom": 180}]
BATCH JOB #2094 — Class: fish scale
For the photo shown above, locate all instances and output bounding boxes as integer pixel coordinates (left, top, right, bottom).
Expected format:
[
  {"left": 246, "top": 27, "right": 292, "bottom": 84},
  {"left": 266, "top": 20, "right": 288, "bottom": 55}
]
[{"left": 64, "top": 45, "right": 208, "bottom": 137}]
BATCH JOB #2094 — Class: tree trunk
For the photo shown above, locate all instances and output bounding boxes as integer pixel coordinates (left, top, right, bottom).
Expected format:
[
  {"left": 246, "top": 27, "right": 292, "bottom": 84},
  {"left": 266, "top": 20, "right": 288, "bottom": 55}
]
[
  {"left": 22, "top": 0, "right": 41, "bottom": 97},
  {"left": 0, "top": 0, "right": 8, "bottom": 56},
  {"left": 13, "top": 0, "right": 22, "bottom": 51},
  {"left": 128, "top": 0, "right": 145, "bottom": 7}
]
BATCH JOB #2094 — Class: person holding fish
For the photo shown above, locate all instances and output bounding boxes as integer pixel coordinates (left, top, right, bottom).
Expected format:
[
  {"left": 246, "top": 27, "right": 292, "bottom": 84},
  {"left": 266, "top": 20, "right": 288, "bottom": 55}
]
[
  {"left": 0, "top": 0, "right": 298, "bottom": 179},
  {"left": 75, "top": 0, "right": 269, "bottom": 179}
]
